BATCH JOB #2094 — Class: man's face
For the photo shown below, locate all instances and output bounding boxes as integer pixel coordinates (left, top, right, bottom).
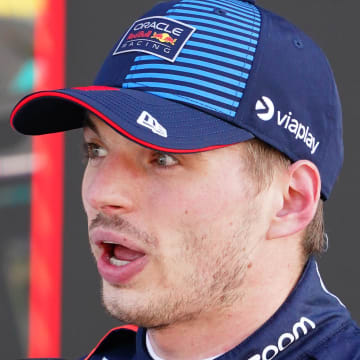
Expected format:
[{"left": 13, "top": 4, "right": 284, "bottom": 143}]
[{"left": 82, "top": 115, "right": 268, "bottom": 328}]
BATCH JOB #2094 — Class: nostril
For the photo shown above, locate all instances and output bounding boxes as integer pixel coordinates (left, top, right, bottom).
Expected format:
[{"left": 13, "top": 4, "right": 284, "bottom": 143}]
[{"left": 101, "top": 204, "right": 126, "bottom": 214}]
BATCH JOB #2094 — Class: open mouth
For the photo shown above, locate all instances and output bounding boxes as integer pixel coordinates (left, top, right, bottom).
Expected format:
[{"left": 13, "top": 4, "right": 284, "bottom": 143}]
[
  {"left": 90, "top": 228, "right": 149, "bottom": 284},
  {"left": 93, "top": 235, "right": 148, "bottom": 284},
  {"left": 102, "top": 241, "right": 145, "bottom": 267}
]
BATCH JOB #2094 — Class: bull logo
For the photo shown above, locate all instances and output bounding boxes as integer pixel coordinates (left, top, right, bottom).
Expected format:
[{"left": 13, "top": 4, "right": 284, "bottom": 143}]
[{"left": 151, "top": 32, "right": 177, "bottom": 45}]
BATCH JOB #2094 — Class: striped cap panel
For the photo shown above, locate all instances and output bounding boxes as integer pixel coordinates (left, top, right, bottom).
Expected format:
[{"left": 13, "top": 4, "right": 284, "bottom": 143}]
[{"left": 122, "top": 0, "right": 261, "bottom": 120}]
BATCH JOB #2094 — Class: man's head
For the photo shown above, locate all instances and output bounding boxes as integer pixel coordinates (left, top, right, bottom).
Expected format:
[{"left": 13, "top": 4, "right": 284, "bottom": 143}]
[
  {"left": 10, "top": 0, "right": 341, "bottom": 327},
  {"left": 82, "top": 113, "right": 320, "bottom": 328}
]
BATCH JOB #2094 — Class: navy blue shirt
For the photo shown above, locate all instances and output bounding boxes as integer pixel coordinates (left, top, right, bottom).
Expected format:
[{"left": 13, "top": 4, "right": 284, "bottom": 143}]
[{"left": 81, "top": 258, "right": 360, "bottom": 359}]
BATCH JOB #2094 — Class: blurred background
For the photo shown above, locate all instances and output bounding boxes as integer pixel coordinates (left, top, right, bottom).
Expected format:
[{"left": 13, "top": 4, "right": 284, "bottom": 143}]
[{"left": 1, "top": 0, "right": 359, "bottom": 359}]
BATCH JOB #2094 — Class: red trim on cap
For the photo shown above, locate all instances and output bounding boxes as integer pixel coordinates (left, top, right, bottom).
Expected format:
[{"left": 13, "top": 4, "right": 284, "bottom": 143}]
[
  {"left": 84, "top": 325, "right": 138, "bottom": 360},
  {"left": 11, "top": 91, "right": 232, "bottom": 153}
]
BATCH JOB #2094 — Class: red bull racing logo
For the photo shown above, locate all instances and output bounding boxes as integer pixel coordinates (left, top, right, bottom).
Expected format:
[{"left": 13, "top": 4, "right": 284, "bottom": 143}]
[
  {"left": 113, "top": 16, "right": 196, "bottom": 62},
  {"left": 151, "top": 32, "right": 177, "bottom": 45}
]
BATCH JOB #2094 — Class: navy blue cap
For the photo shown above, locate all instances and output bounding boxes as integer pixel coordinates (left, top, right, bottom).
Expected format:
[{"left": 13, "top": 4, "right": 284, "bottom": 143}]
[{"left": 10, "top": 0, "right": 343, "bottom": 200}]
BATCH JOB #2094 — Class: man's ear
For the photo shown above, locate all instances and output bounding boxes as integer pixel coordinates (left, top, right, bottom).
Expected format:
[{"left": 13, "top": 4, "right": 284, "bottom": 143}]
[{"left": 267, "top": 160, "right": 321, "bottom": 240}]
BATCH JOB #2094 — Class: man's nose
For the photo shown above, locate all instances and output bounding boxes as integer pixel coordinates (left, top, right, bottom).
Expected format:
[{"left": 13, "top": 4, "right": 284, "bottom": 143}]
[{"left": 83, "top": 156, "right": 138, "bottom": 216}]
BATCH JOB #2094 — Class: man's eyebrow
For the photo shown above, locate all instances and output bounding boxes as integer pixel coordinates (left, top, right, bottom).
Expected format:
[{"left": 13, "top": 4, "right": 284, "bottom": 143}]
[{"left": 83, "top": 112, "right": 100, "bottom": 136}]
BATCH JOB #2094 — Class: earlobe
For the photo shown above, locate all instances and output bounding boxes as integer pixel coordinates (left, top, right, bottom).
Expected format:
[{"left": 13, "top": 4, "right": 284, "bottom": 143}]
[{"left": 267, "top": 161, "right": 321, "bottom": 240}]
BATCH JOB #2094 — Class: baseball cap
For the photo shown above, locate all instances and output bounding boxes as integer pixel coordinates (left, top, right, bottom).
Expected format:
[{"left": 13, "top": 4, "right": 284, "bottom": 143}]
[{"left": 10, "top": 0, "right": 343, "bottom": 200}]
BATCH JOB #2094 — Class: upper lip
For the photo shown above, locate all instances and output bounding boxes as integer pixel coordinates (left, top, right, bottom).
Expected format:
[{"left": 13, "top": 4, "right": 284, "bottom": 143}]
[{"left": 90, "top": 228, "right": 146, "bottom": 254}]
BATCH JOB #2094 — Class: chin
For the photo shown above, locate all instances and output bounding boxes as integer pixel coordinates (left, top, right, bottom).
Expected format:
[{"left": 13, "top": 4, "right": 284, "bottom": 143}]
[
  {"left": 100, "top": 279, "right": 196, "bottom": 329},
  {"left": 101, "top": 279, "right": 157, "bottom": 327}
]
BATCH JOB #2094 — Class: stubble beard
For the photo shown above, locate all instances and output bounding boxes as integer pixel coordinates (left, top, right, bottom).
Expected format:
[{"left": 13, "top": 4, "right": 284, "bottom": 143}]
[{"left": 100, "top": 212, "right": 258, "bottom": 329}]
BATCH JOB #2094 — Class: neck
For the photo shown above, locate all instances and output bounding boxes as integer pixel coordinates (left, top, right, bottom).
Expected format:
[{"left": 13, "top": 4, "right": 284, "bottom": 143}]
[{"left": 147, "top": 244, "right": 305, "bottom": 360}]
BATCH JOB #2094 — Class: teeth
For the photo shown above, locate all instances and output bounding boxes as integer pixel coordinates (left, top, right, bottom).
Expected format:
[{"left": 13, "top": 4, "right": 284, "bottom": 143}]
[
  {"left": 110, "top": 257, "right": 130, "bottom": 267},
  {"left": 103, "top": 241, "right": 116, "bottom": 245}
]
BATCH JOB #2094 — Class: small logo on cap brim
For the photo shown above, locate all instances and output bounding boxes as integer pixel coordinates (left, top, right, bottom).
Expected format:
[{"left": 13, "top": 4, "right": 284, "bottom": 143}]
[{"left": 137, "top": 111, "right": 168, "bottom": 138}]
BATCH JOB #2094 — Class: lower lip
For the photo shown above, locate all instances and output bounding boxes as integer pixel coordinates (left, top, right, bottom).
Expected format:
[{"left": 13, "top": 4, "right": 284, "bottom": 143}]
[{"left": 97, "top": 252, "right": 148, "bottom": 285}]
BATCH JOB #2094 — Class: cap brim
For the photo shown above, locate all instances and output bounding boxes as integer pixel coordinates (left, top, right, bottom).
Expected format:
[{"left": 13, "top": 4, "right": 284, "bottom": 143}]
[{"left": 11, "top": 86, "right": 254, "bottom": 153}]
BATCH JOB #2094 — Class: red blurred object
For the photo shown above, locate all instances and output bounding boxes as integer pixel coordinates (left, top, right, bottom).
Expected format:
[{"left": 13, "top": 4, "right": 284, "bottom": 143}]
[{"left": 28, "top": 0, "right": 66, "bottom": 357}]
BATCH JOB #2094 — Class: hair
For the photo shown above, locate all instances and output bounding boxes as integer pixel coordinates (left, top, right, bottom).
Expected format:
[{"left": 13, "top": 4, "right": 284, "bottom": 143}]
[{"left": 243, "top": 139, "right": 325, "bottom": 259}]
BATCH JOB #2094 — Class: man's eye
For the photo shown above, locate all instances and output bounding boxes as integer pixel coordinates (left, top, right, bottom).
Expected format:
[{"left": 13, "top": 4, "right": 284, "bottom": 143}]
[
  {"left": 83, "top": 143, "right": 107, "bottom": 160},
  {"left": 154, "top": 152, "right": 178, "bottom": 168}
]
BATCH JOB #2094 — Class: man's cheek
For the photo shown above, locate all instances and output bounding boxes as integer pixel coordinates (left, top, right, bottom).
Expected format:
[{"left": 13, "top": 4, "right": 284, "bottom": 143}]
[
  {"left": 183, "top": 195, "right": 232, "bottom": 224},
  {"left": 151, "top": 186, "right": 229, "bottom": 222}
]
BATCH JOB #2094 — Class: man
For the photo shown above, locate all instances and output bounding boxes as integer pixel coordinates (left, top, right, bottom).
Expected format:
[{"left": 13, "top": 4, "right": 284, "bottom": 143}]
[{"left": 10, "top": 0, "right": 360, "bottom": 359}]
